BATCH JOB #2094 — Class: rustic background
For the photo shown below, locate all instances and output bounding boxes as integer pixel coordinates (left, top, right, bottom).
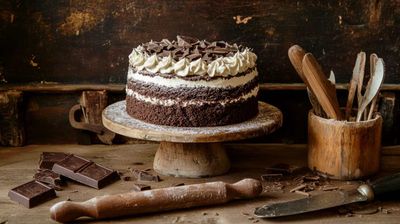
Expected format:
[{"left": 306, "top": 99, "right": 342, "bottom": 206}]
[{"left": 0, "top": 0, "right": 399, "bottom": 145}]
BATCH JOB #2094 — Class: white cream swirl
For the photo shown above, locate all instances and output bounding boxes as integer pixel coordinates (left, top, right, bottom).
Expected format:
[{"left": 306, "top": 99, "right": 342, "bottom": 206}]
[
  {"left": 174, "top": 58, "right": 191, "bottom": 77},
  {"left": 189, "top": 58, "right": 207, "bottom": 76},
  {"left": 128, "top": 47, "right": 257, "bottom": 77},
  {"left": 158, "top": 55, "right": 175, "bottom": 74}
]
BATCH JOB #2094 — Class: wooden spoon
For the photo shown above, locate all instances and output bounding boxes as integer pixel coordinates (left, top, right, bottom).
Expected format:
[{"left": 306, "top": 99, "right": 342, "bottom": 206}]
[
  {"left": 302, "top": 53, "right": 343, "bottom": 120},
  {"left": 356, "top": 58, "right": 385, "bottom": 122},
  {"left": 356, "top": 52, "right": 367, "bottom": 119},
  {"left": 367, "top": 54, "right": 380, "bottom": 120},
  {"left": 288, "top": 45, "right": 324, "bottom": 116},
  {"left": 345, "top": 52, "right": 365, "bottom": 120}
]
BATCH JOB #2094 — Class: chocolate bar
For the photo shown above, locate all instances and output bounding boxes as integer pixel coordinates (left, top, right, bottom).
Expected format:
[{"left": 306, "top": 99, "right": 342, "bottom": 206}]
[
  {"left": 39, "top": 152, "right": 69, "bottom": 170},
  {"left": 8, "top": 180, "right": 56, "bottom": 208},
  {"left": 52, "top": 154, "right": 119, "bottom": 189},
  {"left": 34, "top": 169, "right": 66, "bottom": 187}
]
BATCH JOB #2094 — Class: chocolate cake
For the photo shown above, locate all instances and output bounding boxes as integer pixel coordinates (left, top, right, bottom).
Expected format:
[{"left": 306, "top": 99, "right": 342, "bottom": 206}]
[{"left": 126, "top": 36, "right": 259, "bottom": 127}]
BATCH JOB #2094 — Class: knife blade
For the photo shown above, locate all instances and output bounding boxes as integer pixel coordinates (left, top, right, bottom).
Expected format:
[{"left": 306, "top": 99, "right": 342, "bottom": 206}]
[{"left": 255, "top": 172, "right": 400, "bottom": 218}]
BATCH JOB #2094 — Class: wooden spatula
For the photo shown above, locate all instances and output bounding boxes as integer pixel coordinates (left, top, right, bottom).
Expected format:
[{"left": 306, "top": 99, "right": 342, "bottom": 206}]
[
  {"left": 288, "top": 45, "right": 324, "bottom": 116},
  {"left": 356, "top": 58, "right": 385, "bottom": 122},
  {"left": 367, "top": 54, "right": 380, "bottom": 120},
  {"left": 345, "top": 52, "right": 366, "bottom": 120},
  {"left": 302, "top": 53, "right": 343, "bottom": 120}
]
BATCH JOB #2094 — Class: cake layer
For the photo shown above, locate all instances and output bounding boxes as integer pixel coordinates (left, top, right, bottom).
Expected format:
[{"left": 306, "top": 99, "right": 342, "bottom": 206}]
[
  {"left": 126, "top": 96, "right": 258, "bottom": 127},
  {"left": 126, "top": 73, "right": 258, "bottom": 102}
]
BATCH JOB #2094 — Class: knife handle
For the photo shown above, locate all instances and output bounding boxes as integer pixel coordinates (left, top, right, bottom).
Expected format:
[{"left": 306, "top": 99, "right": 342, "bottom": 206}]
[{"left": 371, "top": 172, "right": 400, "bottom": 197}]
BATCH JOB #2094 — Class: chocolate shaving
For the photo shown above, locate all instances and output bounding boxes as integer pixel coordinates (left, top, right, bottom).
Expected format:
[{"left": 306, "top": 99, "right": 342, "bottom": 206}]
[
  {"left": 131, "top": 169, "right": 160, "bottom": 182},
  {"left": 290, "top": 184, "right": 306, "bottom": 192},
  {"left": 260, "top": 173, "right": 283, "bottom": 181},
  {"left": 138, "top": 36, "right": 244, "bottom": 62},
  {"left": 132, "top": 183, "right": 151, "bottom": 191}
]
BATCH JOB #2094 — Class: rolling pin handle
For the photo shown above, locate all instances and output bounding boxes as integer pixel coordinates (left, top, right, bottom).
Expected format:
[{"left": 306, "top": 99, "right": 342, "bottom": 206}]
[
  {"left": 227, "top": 178, "right": 263, "bottom": 199},
  {"left": 50, "top": 199, "right": 97, "bottom": 223}
]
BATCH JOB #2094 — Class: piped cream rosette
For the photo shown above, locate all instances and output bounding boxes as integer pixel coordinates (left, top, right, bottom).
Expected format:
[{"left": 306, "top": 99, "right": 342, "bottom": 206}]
[{"left": 129, "top": 46, "right": 257, "bottom": 77}]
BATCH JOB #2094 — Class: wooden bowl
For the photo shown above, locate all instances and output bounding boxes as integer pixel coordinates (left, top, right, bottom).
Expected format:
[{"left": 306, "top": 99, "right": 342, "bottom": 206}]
[{"left": 308, "top": 110, "right": 382, "bottom": 180}]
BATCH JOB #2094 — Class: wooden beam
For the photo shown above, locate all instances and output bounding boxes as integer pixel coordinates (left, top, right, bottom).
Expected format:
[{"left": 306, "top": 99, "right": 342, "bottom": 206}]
[
  {"left": 0, "top": 90, "right": 25, "bottom": 146},
  {"left": 2, "top": 83, "right": 400, "bottom": 93}
]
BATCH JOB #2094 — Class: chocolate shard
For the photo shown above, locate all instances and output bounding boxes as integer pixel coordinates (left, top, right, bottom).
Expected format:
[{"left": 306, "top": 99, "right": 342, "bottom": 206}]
[
  {"left": 8, "top": 180, "right": 56, "bottom": 208},
  {"left": 132, "top": 183, "right": 151, "bottom": 191},
  {"left": 52, "top": 154, "right": 119, "bottom": 189},
  {"left": 34, "top": 169, "right": 66, "bottom": 187},
  {"left": 177, "top": 35, "right": 199, "bottom": 46},
  {"left": 131, "top": 169, "right": 160, "bottom": 182},
  {"left": 187, "top": 53, "right": 202, "bottom": 61},
  {"left": 39, "top": 152, "right": 69, "bottom": 170}
]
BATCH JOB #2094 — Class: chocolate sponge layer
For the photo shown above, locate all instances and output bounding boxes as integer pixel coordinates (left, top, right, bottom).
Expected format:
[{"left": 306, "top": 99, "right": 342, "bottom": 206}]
[{"left": 126, "top": 96, "right": 258, "bottom": 127}]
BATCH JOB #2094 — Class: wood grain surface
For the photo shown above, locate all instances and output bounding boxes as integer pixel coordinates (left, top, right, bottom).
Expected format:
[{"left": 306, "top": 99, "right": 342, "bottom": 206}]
[
  {"left": 0, "top": 144, "right": 400, "bottom": 223},
  {"left": 1, "top": 0, "right": 399, "bottom": 84}
]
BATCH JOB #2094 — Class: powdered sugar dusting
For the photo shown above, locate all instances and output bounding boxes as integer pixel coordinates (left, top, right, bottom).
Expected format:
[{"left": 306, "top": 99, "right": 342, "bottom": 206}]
[{"left": 103, "top": 101, "right": 282, "bottom": 142}]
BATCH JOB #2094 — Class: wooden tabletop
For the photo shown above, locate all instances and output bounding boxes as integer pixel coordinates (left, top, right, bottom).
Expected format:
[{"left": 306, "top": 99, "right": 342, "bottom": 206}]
[{"left": 0, "top": 144, "right": 399, "bottom": 224}]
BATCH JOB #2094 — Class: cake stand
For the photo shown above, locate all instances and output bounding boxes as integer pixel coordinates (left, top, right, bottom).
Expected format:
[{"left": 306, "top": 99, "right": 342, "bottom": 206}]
[{"left": 102, "top": 101, "right": 282, "bottom": 178}]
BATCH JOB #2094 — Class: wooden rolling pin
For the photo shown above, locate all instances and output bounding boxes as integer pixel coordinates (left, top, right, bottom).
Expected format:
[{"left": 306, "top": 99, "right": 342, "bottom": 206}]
[{"left": 50, "top": 178, "right": 262, "bottom": 223}]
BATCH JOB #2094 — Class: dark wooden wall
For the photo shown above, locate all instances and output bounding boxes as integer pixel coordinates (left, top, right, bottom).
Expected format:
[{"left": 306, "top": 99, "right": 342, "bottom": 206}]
[{"left": 0, "top": 0, "right": 399, "bottom": 145}]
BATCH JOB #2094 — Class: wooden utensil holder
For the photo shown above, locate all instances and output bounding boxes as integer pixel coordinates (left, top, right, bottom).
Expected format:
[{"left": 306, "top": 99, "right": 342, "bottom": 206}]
[{"left": 308, "top": 111, "right": 382, "bottom": 180}]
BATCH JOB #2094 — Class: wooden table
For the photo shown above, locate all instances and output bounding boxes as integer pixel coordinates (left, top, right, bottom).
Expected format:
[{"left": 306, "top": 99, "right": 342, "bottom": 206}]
[{"left": 0, "top": 144, "right": 399, "bottom": 224}]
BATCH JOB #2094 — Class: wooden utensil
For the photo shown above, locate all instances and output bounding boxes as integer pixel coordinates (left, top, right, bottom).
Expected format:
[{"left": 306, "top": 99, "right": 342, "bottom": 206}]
[
  {"left": 356, "top": 58, "right": 385, "bottom": 122},
  {"left": 288, "top": 45, "right": 324, "bottom": 116},
  {"left": 345, "top": 52, "right": 365, "bottom": 120},
  {"left": 367, "top": 54, "right": 380, "bottom": 120},
  {"left": 50, "top": 178, "right": 262, "bottom": 223},
  {"left": 302, "top": 53, "right": 343, "bottom": 120},
  {"left": 356, "top": 52, "right": 367, "bottom": 119}
]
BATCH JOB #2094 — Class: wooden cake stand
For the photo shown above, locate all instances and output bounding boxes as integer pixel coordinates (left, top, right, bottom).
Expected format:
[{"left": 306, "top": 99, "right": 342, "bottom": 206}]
[{"left": 102, "top": 101, "right": 282, "bottom": 178}]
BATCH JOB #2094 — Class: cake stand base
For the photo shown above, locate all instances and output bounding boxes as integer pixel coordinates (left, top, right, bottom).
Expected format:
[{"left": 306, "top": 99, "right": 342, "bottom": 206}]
[
  {"left": 154, "top": 142, "right": 230, "bottom": 178},
  {"left": 103, "top": 101, "right": 282, "bottom": 178}
]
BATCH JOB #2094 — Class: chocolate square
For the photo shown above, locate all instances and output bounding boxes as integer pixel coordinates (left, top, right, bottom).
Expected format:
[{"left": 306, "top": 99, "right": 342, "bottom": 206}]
[{"left": 8, "top": 180, "right": 56, "bottom": 208}]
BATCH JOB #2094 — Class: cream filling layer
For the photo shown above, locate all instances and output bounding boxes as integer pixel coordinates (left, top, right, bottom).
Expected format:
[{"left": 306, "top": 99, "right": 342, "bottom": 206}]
[
  {"left": 126, "top": 86, "right": 259, "bottom": 107},
  {"left": 128, "top": 67, "right": 258, "bottom": 89}
]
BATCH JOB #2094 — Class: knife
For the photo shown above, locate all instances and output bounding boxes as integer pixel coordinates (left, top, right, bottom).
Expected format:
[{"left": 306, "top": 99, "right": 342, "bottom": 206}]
[{"left": 254, "top": 172, "right": 400, "bottom": 218}]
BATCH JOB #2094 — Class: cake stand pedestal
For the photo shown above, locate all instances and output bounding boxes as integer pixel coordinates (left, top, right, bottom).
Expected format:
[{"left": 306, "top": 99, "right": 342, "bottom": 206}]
[{"left": 102, "top": 101, "right": 282, "bottom": 178}]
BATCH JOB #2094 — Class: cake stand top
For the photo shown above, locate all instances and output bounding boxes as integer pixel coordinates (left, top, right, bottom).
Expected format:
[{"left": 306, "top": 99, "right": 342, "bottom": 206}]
[{"left": 102, "top": 101, "right": 282, "bottom": 143}]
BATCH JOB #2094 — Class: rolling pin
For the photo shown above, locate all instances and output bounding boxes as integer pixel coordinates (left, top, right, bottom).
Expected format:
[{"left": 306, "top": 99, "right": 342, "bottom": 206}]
[{"left": 50, "top": 178, "right": 262, "bottom": 223}]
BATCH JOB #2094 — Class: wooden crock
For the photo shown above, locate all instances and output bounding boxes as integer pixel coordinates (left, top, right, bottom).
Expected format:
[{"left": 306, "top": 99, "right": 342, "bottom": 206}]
[{"left": 308, "top": 110, "right": 382, "bottom": 180}]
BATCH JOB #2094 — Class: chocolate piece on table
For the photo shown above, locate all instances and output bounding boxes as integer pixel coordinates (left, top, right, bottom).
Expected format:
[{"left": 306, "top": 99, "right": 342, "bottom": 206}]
[
  {"left": 8, "top": 180, "right": 56, "bottom": 208},
  {"left": 132, "top": 183, "right": 151, "bottom": 192},
  {"left": 39, "top": 152, "right": 69, "bottom": 170},
  {"left": 131, "top": 169, "right": 160, "bottom": 182},
  {"left": 52, "top": 154, "right": 119, "bottom": 189},
  {"left": 34, "top": 169, "right": 66, "bottom": 187}
]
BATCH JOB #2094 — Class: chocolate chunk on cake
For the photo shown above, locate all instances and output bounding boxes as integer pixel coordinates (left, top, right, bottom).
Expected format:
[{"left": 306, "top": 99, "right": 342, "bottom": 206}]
[{"left": 126, "top": 36, "right": 259, "bottom": 127}]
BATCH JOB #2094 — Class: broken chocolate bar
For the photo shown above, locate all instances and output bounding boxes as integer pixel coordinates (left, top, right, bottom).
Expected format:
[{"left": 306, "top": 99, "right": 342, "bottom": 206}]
[
  {"left": 8, "top": 180, "right": 56, "bottom": 208},
  {"left": 132, "top": 183, "right": 151, "bottom": 191},
  {"left": 39, "top": 152, "right": 69, "bottom": 170},
  {"left": 52, "top": 154, "right": 119, "bottom": 189},
  {"left": 34, "top": 169, "right": 66, "bottom": 187}
]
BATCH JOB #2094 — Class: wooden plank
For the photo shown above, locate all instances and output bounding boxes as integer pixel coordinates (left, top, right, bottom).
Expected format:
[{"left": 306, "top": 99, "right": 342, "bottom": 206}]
[
  {"left": 4, "top": 83, "right": 400, "bottom": 93},
  {"left": 0, "top": 90, "right": 25, "bottom": 146},
  {"left": 1, "top": 1, "right": 400, "bottom": 85},
  {"left": 0, "top": 144, "right": 399, "bottom": 224}
]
